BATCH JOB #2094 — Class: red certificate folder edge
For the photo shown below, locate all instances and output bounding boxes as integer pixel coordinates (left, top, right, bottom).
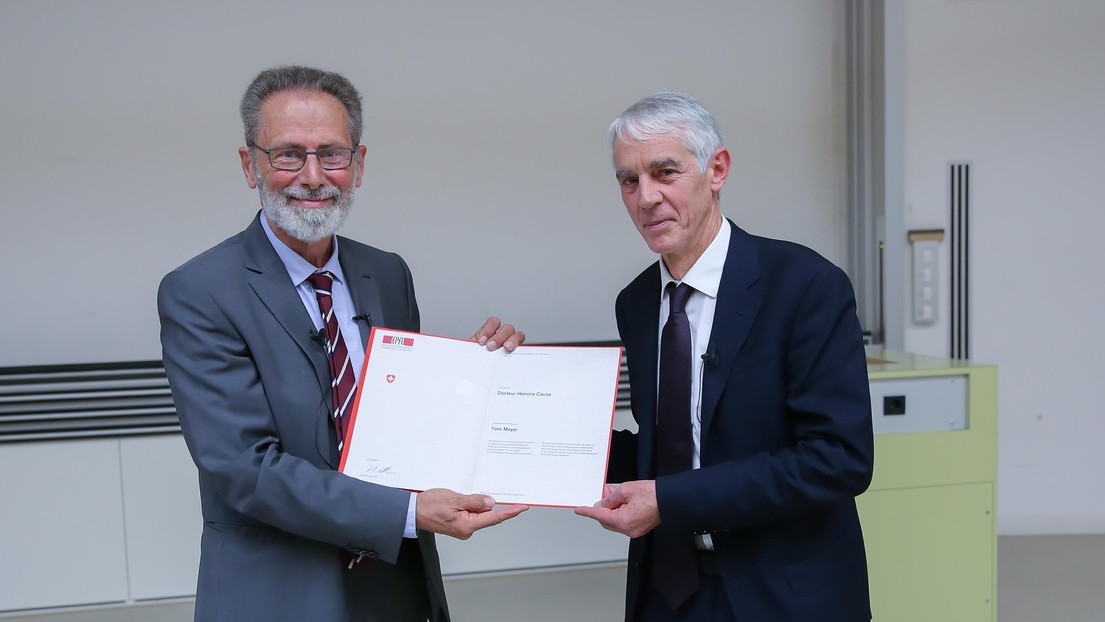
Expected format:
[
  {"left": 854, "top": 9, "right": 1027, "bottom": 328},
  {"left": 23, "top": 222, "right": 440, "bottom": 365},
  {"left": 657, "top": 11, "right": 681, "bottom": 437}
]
[{"left": 337, "top": 326, "right": 622, "bottom": 509}]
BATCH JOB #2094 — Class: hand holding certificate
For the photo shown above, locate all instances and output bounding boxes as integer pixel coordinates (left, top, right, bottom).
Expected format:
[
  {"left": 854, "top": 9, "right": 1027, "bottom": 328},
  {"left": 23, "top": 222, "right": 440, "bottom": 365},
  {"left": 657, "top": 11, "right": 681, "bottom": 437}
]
[{"left": 340, "top": 328, "right": 622, "bottom": 508}]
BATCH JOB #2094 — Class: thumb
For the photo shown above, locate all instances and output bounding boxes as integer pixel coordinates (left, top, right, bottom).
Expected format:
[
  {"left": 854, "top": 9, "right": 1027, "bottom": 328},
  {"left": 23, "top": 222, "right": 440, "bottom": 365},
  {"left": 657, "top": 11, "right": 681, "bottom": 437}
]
[
  {"left": 458, "top": 493, "right": 496, "bottom": 511},
  {"left": 599, "top": 487, "right": 627, "bottom": 509}
]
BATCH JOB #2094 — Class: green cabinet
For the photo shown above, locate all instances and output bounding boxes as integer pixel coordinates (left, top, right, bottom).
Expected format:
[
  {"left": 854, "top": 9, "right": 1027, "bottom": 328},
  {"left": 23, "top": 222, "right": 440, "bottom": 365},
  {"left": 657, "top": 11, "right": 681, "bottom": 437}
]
[{"left": 858, "top": 351, "right": 998, "bottom": 622}]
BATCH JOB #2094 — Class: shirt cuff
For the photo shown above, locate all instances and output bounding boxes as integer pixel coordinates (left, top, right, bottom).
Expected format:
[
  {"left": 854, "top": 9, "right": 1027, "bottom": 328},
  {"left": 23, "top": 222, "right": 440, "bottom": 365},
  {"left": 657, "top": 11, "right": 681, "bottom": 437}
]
[{"left": 404, "top": 492, "right": 418, "bottom": 538}]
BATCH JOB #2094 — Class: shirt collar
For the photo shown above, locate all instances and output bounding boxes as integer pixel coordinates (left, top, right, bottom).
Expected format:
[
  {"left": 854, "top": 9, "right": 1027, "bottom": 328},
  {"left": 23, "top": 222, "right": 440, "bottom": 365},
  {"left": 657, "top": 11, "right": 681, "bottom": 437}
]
[
  {"left": 260, "top": 211, "right": 346, "bottom": 286},
  {"left": 659, "top": 218, "right": 731, "bottom": 299}
]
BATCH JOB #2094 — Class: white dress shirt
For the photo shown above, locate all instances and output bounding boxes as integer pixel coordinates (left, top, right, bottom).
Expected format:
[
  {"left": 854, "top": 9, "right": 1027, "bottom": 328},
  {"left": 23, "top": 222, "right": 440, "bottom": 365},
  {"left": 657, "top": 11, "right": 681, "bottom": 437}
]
[{"left": 656, "top": 218, "right": 731, "bottom": 469}]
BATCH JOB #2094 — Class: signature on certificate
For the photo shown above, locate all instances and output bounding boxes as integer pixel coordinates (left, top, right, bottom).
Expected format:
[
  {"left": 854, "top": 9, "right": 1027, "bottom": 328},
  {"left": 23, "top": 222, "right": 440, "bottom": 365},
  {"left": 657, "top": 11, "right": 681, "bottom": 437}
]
[{"left": 360, "top": 464, "right": 396, "bottom": 475}]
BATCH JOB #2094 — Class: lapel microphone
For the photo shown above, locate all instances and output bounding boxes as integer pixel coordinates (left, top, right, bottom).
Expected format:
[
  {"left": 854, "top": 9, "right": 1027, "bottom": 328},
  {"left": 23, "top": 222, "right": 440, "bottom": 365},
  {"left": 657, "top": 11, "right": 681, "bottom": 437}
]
[
  {"left": 701, "top": 343, "right": 719, "bottom": 366},
  {"left": 309, "top": 328, "right": 326, "bottom": 342},
  {"left": 351, "top": 313, "right": 373, "bottom": 325}
]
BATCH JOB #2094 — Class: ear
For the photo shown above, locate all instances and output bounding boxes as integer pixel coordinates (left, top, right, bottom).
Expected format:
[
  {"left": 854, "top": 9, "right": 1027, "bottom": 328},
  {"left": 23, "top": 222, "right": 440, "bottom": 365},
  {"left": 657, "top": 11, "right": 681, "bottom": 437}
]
[
  {"left": 239, "top": 146, "right": 258, "bottom": 189},
  {"left": 708, "top": 147, "right": 730, "bottom": 193},
  {"left": 353, "top": 145, "right": 367, "bottom": 188}
]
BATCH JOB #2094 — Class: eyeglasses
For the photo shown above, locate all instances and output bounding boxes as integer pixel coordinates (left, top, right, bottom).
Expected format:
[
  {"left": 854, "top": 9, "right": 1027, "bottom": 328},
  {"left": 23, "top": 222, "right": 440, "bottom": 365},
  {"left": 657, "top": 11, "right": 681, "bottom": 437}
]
[{"left": 249, "top": 143, "right": 357, "bottom": 171}]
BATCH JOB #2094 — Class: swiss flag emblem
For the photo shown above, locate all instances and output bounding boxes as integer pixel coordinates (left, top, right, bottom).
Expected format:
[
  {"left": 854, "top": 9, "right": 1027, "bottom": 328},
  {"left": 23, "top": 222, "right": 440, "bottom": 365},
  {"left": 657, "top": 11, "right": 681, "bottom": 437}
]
[{"left": 386, "top": 374, "right": 396, "bottom": 384}]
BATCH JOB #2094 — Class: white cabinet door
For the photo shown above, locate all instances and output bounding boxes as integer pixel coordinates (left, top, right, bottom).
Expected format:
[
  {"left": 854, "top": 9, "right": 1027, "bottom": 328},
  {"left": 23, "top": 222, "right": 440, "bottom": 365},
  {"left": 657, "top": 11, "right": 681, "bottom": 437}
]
[
  {"left": 0, "top": 439, "right": 129, "bottom": 612},
  {"left": 436, "top": 505, "right": 629, "bottom": 575},
  {"left": 119, "top": 435, "right": 202, "bottom": 601}
]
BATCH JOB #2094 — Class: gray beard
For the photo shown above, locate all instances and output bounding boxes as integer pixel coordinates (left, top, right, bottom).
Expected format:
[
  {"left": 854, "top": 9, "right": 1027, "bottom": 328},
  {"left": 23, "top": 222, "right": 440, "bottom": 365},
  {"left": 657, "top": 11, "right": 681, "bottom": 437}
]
[{"left": 258, "top": 180, "right": 354, "bottom": 243}]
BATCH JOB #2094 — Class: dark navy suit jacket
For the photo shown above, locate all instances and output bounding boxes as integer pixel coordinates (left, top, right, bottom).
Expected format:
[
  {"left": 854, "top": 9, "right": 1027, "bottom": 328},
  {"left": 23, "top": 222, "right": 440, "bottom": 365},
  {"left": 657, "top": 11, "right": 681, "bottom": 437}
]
[{"left": 609, "top": 221, "right": 874, "bottom": 621}]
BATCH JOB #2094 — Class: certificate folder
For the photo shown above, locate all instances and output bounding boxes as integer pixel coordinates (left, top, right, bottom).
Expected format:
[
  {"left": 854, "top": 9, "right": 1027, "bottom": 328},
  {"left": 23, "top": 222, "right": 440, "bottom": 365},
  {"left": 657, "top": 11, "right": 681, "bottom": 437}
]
[{"left": 339, "top": 328, "right": 622, "bottom": 508}]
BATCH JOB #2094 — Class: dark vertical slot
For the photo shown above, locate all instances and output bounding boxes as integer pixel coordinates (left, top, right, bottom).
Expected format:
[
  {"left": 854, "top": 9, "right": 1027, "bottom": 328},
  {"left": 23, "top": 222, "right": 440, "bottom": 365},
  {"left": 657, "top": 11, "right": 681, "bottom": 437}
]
[{"left": 948, "top": 163, "right": 970, "bottom": 360}]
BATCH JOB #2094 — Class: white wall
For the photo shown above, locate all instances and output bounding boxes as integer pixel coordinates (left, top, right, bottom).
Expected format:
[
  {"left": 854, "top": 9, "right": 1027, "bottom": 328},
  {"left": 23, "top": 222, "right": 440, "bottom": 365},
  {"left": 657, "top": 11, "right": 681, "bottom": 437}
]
[
  {"left": 4, "top": 0, "right": 1099, "bottom": 543},
  {"left": 0, "top": 0, "right": 847, "bottom": 367},
  {"left": 902, "top": 0, "right": 1105, "bottom": 534}
]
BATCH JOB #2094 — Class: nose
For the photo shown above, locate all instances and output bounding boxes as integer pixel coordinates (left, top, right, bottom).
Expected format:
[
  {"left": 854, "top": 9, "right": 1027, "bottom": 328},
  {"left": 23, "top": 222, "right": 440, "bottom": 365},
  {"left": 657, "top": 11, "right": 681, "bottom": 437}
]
[
  {"left": 637, "top": 178, "right": 663, "bottom": 210},
  {"left": 297, "top": 153, "right": 327, "bottom": 188}
]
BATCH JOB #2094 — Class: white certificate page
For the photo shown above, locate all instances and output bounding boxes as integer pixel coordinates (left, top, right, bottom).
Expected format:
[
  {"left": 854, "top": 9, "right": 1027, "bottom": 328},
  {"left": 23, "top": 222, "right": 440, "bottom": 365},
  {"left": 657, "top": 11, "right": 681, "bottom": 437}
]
[{"left": 339, "top": 328, "right": 622, "bottom": 507}]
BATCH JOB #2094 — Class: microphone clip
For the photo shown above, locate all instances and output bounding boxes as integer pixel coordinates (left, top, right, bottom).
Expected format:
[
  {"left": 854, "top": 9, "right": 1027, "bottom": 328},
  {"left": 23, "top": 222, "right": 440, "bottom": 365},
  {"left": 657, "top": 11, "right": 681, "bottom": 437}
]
[{"left": 701, "top": 344, "right": 719, "bottom": 366}]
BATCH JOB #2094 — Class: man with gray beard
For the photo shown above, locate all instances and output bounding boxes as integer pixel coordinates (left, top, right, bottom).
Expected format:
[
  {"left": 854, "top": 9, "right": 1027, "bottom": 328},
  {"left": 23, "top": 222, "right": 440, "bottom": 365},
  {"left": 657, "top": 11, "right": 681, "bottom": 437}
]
[
  {"left": 258, "top": 178, "right": 349, "bottom": 243},
  {"left": 157, "top": 66, "right": 527, "bottom": 622}
]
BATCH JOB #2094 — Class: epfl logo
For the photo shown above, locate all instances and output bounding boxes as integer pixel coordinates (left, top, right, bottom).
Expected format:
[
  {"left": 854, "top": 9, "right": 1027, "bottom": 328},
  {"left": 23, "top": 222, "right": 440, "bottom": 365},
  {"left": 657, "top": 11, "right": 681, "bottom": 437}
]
[{"left": 382, "top": 335, "right": 414, "bottom": 347}]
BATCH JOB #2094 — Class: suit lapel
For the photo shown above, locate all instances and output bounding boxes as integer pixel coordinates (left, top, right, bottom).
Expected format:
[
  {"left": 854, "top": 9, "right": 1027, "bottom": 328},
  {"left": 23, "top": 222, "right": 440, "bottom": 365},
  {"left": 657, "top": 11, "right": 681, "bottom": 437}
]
[
  {"left": 337, "top": 240, "right": 385, "bottom": 352},
  {"left": 700, "top": 222, "right": 762, "bottom": 440},
  {"left": 241, "top": 217, "right": 334, "bottom": 456},
  {"left": 621, "top": 265, "right": 662, "bottom": 478}
]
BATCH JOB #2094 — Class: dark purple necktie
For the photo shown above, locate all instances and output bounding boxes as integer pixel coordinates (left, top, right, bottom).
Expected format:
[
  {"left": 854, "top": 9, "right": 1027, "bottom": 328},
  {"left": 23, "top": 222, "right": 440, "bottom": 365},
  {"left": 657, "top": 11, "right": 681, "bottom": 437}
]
[
  {"left": 306, "top": 271, "right": 357, "bottom": 453},
  {"left": 652, "top": 282, "right": 699, "bottom": 609}
]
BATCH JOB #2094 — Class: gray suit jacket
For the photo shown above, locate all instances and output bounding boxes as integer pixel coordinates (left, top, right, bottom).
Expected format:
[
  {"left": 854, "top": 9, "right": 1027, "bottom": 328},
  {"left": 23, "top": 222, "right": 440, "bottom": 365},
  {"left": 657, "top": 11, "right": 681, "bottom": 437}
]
[{"left": 158, "top": 214, "right": 448, "bottom": 621}]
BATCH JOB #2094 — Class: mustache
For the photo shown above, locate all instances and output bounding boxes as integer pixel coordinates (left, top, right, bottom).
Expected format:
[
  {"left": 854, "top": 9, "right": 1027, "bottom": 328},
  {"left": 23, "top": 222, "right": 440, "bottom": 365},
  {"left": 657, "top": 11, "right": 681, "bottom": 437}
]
[{"left": 282, "top": 186, "right": 342, "bottom": 201}]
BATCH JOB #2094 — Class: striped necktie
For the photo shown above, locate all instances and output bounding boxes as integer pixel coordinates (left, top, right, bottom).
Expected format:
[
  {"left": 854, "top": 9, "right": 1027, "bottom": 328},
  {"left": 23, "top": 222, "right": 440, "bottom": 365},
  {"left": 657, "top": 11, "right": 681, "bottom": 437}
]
[{"left": 306, "top": 271, "right": 357, "bottom": 453}]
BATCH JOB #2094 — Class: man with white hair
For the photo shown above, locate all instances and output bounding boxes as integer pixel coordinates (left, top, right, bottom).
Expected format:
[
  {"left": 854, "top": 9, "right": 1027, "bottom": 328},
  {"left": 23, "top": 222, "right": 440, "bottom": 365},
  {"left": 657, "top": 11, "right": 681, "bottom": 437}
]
[{"left": 578, "top": 92, "right": 874, "bottom": 622}]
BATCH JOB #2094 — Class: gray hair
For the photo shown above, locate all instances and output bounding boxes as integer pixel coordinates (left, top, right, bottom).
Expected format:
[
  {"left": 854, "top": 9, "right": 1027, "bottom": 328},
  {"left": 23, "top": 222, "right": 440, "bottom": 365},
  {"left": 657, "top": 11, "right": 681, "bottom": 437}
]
[
  {"left": 240, "top": 66, "right": 363, "bottom": 146},
  {"left": 608, "top": 92, "right": 723, "bottom": 174}
]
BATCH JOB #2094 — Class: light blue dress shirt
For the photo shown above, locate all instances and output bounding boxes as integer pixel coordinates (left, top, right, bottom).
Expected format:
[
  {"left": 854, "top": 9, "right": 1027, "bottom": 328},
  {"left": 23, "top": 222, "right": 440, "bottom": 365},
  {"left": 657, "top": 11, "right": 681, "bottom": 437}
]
[{"left": 261, "top": 212, "right": 418, "bottom": 538}]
